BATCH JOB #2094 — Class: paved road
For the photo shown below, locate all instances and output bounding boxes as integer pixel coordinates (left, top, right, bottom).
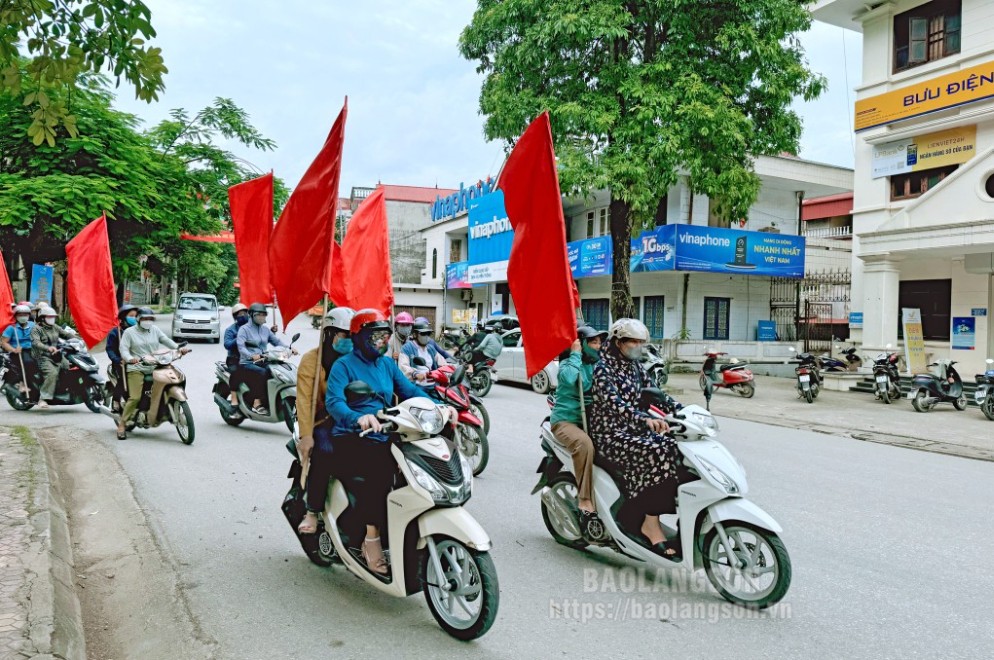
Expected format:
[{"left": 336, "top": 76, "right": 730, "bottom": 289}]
[{"left": 4, "top": 316, "right": 993, "bottom": 658}]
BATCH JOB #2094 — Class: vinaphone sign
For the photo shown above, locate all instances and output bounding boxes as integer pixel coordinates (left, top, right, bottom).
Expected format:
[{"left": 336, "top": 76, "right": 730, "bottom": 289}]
[{"left": 431, "top": 178, "right": 496, "bottom": 222}]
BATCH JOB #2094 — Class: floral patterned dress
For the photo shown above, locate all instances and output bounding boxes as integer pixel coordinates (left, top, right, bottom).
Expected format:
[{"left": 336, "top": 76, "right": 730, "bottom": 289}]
[{"left": 590, "top": 345, "right": 679, "bottom": 504}]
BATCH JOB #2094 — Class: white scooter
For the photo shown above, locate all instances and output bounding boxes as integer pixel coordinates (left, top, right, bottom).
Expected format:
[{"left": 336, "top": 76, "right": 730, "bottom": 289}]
[
  {"left": 533, "top": 388, "right": 791, "bottom": 609},
  {"left": 288, "top": 386, "right": 499, "bottom": 640}
]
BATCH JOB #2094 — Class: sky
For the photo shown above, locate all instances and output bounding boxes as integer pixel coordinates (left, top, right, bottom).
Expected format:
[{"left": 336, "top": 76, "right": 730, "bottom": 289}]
[{"left": 113, "top": 0, "right": 864, "bottom": 197}]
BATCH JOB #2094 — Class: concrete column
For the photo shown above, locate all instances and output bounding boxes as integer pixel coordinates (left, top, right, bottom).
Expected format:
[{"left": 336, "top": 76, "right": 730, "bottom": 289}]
[{"left": 859, "top": 254, "right": 902, "bottom": 351}]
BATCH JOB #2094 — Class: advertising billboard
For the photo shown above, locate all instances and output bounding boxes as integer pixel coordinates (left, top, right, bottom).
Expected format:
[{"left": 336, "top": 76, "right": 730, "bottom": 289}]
[{"left": 467, "top": 191, "right": 513, "bottom": 284}]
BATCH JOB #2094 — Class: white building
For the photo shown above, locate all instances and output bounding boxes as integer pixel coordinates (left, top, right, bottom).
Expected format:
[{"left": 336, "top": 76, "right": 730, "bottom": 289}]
[{"left": 814, "top": 0, "right": 994, "bottom": 374}]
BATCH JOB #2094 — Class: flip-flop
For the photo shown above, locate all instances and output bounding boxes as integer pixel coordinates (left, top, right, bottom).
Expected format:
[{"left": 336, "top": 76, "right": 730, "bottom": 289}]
[
  {"left": 652, "top": 538, "right": 682, "bottom": 562},
  {"left": 298, "top": 512, "right": 319, "bottom": 535}
]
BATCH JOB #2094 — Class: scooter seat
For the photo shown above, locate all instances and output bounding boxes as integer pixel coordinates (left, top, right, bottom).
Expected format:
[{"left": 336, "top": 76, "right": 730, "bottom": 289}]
[
  {"left": 593, "top": 454, "right": 627, "bottom": 485},
  {"left": 718, "top": 363, "right": 744, "bottom": 372}
]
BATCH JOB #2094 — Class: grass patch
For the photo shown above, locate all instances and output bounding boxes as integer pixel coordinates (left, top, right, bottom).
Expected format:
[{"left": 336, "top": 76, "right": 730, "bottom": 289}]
[{"left": 13, "top": 425, "right": 36, "bottom": 447}]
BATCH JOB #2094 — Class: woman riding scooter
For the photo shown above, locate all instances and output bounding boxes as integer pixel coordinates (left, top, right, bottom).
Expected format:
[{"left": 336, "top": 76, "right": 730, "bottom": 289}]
[
  {"left": 104, "top": 304, "right": 138, "bottom": 412},
  {"left": 296, "top": 306, "right": 356, "bottom": 535},
  {"left": 551, "top": 325, "right": 607, "bottom": 542},
  {"left": 325, "top": 309, "right": 427, "bottom": 575},
  {"left": 29, "top": 306, "right": 77, "bottom": 409},
  {"left": 590, "top": 318, "right": 681, "bottom": 559}
]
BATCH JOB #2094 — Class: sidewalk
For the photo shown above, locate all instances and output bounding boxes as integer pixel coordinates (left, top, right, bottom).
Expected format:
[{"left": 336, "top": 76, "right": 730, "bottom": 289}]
[
  {"left": 0, "top": 426, "right": 85, "bottom": 660},
  {"left": 665, "top": 373, "right": 994, "bottom": 462}
]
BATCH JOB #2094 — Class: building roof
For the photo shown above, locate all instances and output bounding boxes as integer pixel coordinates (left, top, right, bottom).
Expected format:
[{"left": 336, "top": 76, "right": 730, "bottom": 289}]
[
  {"left": 802, "top": 192, "right": 853, "bottom": 221},
  {"left": 380, "top": 184, "right": 458, "bottom": 205}
]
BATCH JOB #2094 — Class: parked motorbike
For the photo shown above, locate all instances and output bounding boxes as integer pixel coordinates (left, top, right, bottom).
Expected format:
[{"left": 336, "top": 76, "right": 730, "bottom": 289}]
[
  {"left": 2, "top": 338, "right": 105, "bottom": 412},
  {"left": 412, "top": 360, "right": 490, "bottom": 475},
  {"left": 699, "top": 351, "right": 755, "bottom": 402},
  {"left": 100, "top": 346, "right": 195, "bottom": 443},
  {"left": 871, "top": 344, "right": 902, "bottom": 404},
  {"left": 212, "top": 333, "right": 300, "bottom": 431},
  {"left": 282, "top": 390, "right": 499, "bottom": 640},
  {"left": 973, "top": 358, "right": 994, "bottom": 421},
  {"left": 820, "top": 344, "right": 863, "bottom": 372},
  {"left": 534, "top": 387, "right": 791, "bottom": 609},
  {"left": 642, "top": 343, "right": 670, "bottom": 389},
  {"left": 789, "top": 347, "right": 822, "bottom": 404},
  {"left": 909, "top": 359, "right": 967, "bottom": 412}
]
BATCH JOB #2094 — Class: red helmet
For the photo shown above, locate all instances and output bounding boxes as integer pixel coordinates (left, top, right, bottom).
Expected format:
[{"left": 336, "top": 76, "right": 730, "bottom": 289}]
[
  {"left": 350, "top": 308, "right": 390, "bottom": 335},
  {"left": 394, "top": 311, "right": 414, "bottom": 325}
]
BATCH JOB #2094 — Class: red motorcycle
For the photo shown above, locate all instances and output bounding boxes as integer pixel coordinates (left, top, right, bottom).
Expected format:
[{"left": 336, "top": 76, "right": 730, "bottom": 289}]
[
  {"left": 700, "top": 351, "right": 756, "bottom": 401},
  {"left": 415, "top": 361, "right": 490, "bottom": 475}
]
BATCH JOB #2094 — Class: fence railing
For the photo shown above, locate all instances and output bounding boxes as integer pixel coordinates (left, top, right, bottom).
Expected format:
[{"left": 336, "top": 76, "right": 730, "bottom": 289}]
[{"left": 803, "top": 226, "right": 852, "bottom": 239}]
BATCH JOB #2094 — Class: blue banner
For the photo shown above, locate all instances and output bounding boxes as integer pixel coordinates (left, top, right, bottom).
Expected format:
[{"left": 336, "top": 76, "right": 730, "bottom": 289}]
[
  {"left": 467, "top": 191, "right": 513, "bottom": 283},
  {"left": 672, "top": 225, "right": 805, "bottom": 278},
  {"left": 446, "top": 262, "right": 471, "bottom": 289},
  {"left": 29, "top": 264, "right": 54, "bottom": 305},
  {"left": 568, "top": 236, "right": 613, "bottom": 279},
  {"left": 757, "top": 320, "right": 777, "bottom": 341},
  {"left": 631, "top": 225, "right": 677, "bottom": 272},
  {"left": 952, "top": 317, "right": 976, "bottom": 350}
]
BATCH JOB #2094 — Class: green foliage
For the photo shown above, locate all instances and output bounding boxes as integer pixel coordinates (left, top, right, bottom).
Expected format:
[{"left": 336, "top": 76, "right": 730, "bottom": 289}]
[
  {"left": 460, "top": 0, "right": 825, "bottom": 316},
  {"left": 0, "top": 0, "right": 167, "bottom": 145}
]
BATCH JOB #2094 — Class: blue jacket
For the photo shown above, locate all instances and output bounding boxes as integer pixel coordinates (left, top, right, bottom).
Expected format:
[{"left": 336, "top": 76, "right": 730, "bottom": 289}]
[
  {"left": 105, "top": 326, "right": 123, "bottom": 364},
  {"left": 401, "top": 340, "right": 443, "bottom": 370},
  {"left": 237, "top": 322, "right": 285, "bottom": 362},
  {"left": 3, "top": 322, "right": 34, "bottom": 350},
  {"left": 325, "top": 350, "right": 425, "bottom": 440},
  {"left": 223, "top": 322, "right": 241, "bottom": 360}
]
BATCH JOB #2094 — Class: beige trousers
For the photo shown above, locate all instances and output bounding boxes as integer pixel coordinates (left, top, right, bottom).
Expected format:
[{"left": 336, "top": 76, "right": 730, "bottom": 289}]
[{"left": 551, "top": 421, "right": 595, "bottom": 503}]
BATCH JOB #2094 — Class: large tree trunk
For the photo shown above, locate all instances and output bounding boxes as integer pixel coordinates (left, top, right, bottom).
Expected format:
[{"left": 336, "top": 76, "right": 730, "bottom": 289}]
[{"left": 609, "top": 196, "right": 636, "bottom": 320}]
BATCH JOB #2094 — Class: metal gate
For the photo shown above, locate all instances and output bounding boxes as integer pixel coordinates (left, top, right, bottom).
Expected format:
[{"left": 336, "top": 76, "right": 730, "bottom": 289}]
[{"left": 770, "top": 270, "right": 851, "bottom": 351}]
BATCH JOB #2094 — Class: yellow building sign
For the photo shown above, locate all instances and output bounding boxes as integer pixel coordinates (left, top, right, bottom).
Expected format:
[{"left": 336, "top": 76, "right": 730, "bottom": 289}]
[
  {"left": 902, "top": 308, "right": 927, "bottom": 376},
  {"left": 871, "top": 125, "right": 977, "bottom": 178},
  {"left": 855, "top": 59, "right": 994, "bottom": 131}
]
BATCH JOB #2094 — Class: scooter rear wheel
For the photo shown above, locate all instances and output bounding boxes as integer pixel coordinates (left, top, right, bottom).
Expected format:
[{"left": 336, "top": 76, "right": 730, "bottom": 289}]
[
  {"left": 880, "top": 385, "right": 891, "bottom": 405},
  {"left": 85, "top": 383, "right": 104, "bottom": 413},
  {"left": 736, "top": 382, "right": 755, "bottom": 398},
  {"left": 953, "top": 396, "right": 968, "bottom": 411},
  {"left": 468, "top": 400, "right": 490, "bottom": 435},
  {"left": 220, "top": 405, "right": 245, "bottom": 426},
  {"left": 804, "top": 388, "right": 814, "bottom": 404},
  {"left": 540, "top": 473, "right": 588, "bottom": 550},
  {"left": 470, "top": 370, "right": 492, "bottom": 398},
  {"left": 422, "top": 538, "right": 499, "bottom": 641},
  {"left": 912, "top": 390, "right": 931, "bottom": 413},
  {"left": 4, "top": 388, "right": 34, "bottom": 411},
  {"left": 456, "top": 424, "right": 489, "bottom": 476}
]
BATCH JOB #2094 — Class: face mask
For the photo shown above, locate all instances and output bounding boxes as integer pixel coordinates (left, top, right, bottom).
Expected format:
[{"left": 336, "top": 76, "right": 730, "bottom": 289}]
[
  {"left": 125, "top": 317, "right": 137, "bottom": 327},
  {"left": 416, "top": 334, "right": 431, "bottom": 347},
  {"left": 396, "top": 325, "right": 412, "bottom": 338},
  {"left": 582, "top": 344, "right": 600, "bottom": 364},
  {"left": 333, "top": 338, "right": 353, "bottom": 355},
  {"left": 623, "top": 345, "right": 643, "bottom": 361},
  {"left": 235, "top": 315, "right": 249, "bottom": 326},
  {"left": 252, "top": 314, "right": 266, "bottom": 326},
  {"left": 43, "top": 316, "right": 56, "bottom": 325},
  {"left": 15, "top": 315, "right": 29, "bottom": 325},
  {"left": 139, "top": 320, "right": 154, "bottom": 330}
]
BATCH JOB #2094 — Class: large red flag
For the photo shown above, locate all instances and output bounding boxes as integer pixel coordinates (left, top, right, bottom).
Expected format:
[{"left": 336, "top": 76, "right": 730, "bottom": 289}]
[
  {"left": 499, "top": 112, "right": 577, "bottom": 378},
  {"left": 0, "top": 249, "right": 15, "bottom": 327},
  {"left": 328, "top": 240, "right": 349, "bottom": 308},
  {"left": 65, "top": 215, "right": 118, "bottom": 348},
  {"left": 229, "top": 172, "right": 274, "bottom": 305},
  {"left": 341, "top": 187, "right": 393, "bottom": 315},
  {"left": 269, "top": 100, "right": 347, "bottom": 328}
]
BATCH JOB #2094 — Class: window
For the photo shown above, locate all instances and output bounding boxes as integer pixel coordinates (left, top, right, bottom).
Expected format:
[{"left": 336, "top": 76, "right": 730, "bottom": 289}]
[
  {"left": 178, "top": 296, "right": 216, "bottom": 311},
  {"left": 431, "top": 249, "right": 438, "bottom": 279},
  {"left": 898, "top": 279, "right": 951, "bottom": 341},
  {"left": 449, "top": 239, "right": 462, "bottom": 263},
  {"left": 894, "top": 0, "right": 960, "bottom": 72},
  {"left": 586, "top": 211, "right": 595, "bottom": 238},
  {"left": 598, "top": 208, "right": 608, "bottom": 237},
  {"left": 703, "top": 297, "right": 730, "bottom": 340},
  {"left": 644, "top": 296, "right": 665, "bottom": 339},
  {"left": 581, "top": 299, "right": 610, "bottom": 331},
  {"left": 891, "top": 165, "right": 958, "bottom": 201},
  {"left": 653, "top": 194, "right": 669, "bottom": 227},
  {"left": 631, "top": 297, "right": 641, "bottom": 320},
  {"left": 502, "top": 331, "right": 520, "bottom": 348}
]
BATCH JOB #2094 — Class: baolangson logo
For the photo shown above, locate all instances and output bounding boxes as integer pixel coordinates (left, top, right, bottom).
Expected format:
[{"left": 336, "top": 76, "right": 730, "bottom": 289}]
[{"left": 470, "top": 216, "right": 513, "bottom": 239}]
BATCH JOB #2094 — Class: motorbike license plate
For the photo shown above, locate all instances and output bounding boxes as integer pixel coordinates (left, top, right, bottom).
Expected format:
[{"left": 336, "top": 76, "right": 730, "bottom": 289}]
[
  {"left": 799, "top": 374, "right": 810, "bottom": 382},
  {"left": 875, "top": 375, "right": 888, "bottom": 383}
]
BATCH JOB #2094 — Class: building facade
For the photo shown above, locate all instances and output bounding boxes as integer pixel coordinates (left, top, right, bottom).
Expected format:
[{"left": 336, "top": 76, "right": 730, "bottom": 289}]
[{"left": 814, "top": 0, "right": 994, "bottom": 374}]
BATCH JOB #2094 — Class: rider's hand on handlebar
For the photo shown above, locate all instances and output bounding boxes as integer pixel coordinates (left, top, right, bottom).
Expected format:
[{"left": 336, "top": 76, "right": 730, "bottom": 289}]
[
  {"left": 646, "top": 418, "right": 669, "bottom": 434},
  {"left": 358, "top": 414, "right": 382, "bottom": 433},
  {"left": 290, "top": 348, "right": 298, "bottom": 356},
  {"left": 179, "top": 347, "right": 192, "bottom": 355},
  {"left": 48, "top": 346, "right": 57, "bottom": 354},
  {"left": 414, "top": 371, "right": 427, "bottom": 382}
]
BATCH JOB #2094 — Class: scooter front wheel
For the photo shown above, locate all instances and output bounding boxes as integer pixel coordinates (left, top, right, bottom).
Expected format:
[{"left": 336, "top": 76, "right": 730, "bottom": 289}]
[
  {"left": 173, "top": 400, "right": 196, "bottom": 444},
  {"left": 880, "top": 385, "right": 891, "bottom": 405},
  {"left": 983, "top": 395, "right": 994, "bottom": 421},
  {"left": 471, "top": 370, "right": 493, "bottom": 398},
  {"left": 703, "top": 522, "right": 791, "bottom": 609},
  {"left": 803, "top": 388, "right": 814, "bottom": 404},
  {"left": 423, "top": 538, "right": 499, "bottom": 641}
]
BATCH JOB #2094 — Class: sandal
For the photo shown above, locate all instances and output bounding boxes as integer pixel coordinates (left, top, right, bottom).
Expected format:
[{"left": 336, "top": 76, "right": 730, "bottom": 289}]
[
  {"left": 298, "top": 511, "right": 319, "bottom": 535},
  {"left": 652, "top": 538, "right": 682, "bottom": 562},
  {"left": 361, "top": 536, "right": 389, "bottom": 575}
]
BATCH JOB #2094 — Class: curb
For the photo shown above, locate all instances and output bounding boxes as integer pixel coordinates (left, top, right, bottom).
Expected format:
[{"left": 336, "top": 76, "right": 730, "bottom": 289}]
[{"left": 24, "top": 429, "right": 87, "bottom": 660}]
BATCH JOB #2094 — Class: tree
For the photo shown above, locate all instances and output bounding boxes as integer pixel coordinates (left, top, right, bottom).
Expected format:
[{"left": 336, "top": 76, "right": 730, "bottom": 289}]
[
  {"left": 460, "top": 0, "right": 825, "bottom": 319},
  {"left": 0, "top": 0, "right": 166, "bottom": 146}
]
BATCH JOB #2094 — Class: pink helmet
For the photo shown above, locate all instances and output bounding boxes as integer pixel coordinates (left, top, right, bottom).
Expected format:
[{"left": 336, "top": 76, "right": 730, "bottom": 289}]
[{"left": 394, "top": 311, "right": 414, "bottom": 325}]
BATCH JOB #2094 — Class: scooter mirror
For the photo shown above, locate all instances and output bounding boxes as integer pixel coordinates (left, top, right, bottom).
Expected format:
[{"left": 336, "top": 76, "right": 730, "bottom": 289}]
[
  {"left": 345, "top": 380, "right": 376, "bottom": 405},
  {"left": 291, "top": 332, "right": 301, "bottom": 344},
  {"left": 411, "top": 356, "right": 428, "bottom": 368},
  {"left": 451, "top": 364, "right": 466, "bottom": 385},
  {"left": 638, "top": 387, "right": 667, "bottom": 411}
]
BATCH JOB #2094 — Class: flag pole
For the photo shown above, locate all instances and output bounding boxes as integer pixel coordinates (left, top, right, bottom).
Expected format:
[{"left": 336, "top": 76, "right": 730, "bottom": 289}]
[
  {"left": 13, "top": 328, "right": 29, "bottom": 396},
  {"left": 300, "top": 293, "right": 329, "bottom": 490}
]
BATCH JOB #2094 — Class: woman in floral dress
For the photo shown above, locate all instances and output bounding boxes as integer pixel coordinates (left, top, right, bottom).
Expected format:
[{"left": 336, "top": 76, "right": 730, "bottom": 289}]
[{"left": 590, "top": 318, "right": 681, "bottom": 559}]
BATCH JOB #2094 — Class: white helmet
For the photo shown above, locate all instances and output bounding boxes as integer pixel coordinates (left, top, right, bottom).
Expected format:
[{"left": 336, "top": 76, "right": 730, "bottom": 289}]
[
  {"left": 13, "top": 304, "right": 31, "bottom": 315},
  {"left": 325, "top": 307, "right": 356, "bottom": 333},
  {"left": 609, "top": 318, "right": 649, "bottom": 342},
  {"left": 231, "top": 303, "right": 248, "bottom": 318}
]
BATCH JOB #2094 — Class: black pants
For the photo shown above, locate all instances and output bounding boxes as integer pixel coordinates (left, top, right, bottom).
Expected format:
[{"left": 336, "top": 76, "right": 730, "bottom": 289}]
[
  {"left": 316, "top": 433, "right": 395, "bottom": 531},
  {"left": 305, "top": 424, "right": 336, "bottom": 513},
  {"left": 5, "top": 352, "right": 36, "bottom": 386},
  {"left": 238, "top": 362, "right": 270, "bottom": 403},
  {"left": 618, "top": 480, "right": 680, "bottom": 535}
]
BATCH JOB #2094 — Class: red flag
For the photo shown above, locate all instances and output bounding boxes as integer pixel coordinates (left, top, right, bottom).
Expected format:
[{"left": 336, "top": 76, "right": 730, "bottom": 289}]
[
  {"left": 65, "top": 215, "right": 118, "bottom": 348},
  {"left": 328, "top": 240, "right": 349, "bottom": 308},
  {"left": 0, "top": 248, "right": 15, "bottom": 327},
  {"left": 341, "top": 187, "right": 393, "bottom": 315},
  {"left": 499, "top": 112, "right": 577, "bottom": 378},
  {"left": 269, "top": 100, "right": 347, "bottom": 327},
  {"left": 229, "top": 173, "right": 274, "bottom": 304}
]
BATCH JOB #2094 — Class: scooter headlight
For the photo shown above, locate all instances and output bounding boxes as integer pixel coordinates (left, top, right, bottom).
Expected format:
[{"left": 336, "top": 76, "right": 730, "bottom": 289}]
[
  {"left": 412, "top": 407, "right": 445, "bottom": 435},
  {"left": 697, "top": 457, "right": 739, "bottom": 494},
  {"left": 407, "top": 461, "right": 448, "bottom": 503},
  {"left": 692, "top": 412, "right": 719, "bottom": 435}
]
